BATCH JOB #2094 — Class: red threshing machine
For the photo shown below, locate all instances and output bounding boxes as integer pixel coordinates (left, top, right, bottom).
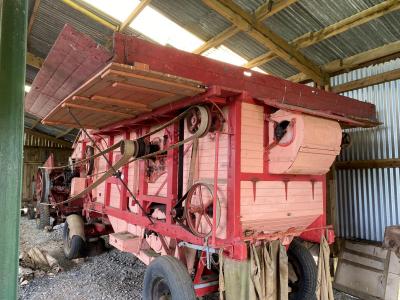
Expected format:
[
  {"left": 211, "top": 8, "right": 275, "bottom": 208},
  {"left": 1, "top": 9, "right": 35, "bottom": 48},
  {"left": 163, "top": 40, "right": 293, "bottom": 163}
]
[{"left": 25, "top": 25, "right": 378, "bottom": 299}]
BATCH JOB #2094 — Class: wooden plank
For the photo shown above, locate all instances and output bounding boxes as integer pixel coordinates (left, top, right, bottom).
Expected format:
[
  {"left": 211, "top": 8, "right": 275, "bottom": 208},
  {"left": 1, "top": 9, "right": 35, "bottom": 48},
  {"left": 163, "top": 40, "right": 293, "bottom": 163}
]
[
  {"left": 202, "top": 0, "right": 327, "bottom": 85},
  {"left": 62, "top": 102, "right": 134, "bottom": 118},
  {"left": 25, "top": 25, "right": 112, "bottom": 118},
  {"left": 88, "top": 95, "right": 151, "bottom": 111},
  {"left": 112, "top": 82, "right": 174, "bottom": 97},
  {"left": 118, "top": 0, "right": 152, "bottom": 32},
  {"left": 42, "top": 120, "right": 98, "bottom": 129},
  {"left": 24, "top": 128, "right": 72, "bottom": 147},
  {"left": 332, "top": 68, "right": 400, "bottom": 93},
  {"left": 247, "top": 0, "right": 400, "bottom": 70},
  {"left": 336, "top": 158, "right": 400, "bottom": 170},
  {"left": 102, "top": 69, "right": 204, "bottom": 95}
]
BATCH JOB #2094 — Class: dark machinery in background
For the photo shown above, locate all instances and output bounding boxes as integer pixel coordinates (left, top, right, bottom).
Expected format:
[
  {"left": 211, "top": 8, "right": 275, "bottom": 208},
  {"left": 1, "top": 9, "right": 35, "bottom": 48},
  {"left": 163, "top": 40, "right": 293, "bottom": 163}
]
[{"left": 34, "top": 153, "right": 85, "bottom": 229}]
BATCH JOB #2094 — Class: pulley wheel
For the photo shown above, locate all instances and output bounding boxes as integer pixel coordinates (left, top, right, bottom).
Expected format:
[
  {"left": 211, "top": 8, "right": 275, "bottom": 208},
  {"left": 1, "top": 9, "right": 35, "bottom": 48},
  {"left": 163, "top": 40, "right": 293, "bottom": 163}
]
[
  {"left": 186, "top": 106, "right": 211, "bottom": 137},
  {"left": 185, "top": 182, "right": 220, "bottom": 238}
]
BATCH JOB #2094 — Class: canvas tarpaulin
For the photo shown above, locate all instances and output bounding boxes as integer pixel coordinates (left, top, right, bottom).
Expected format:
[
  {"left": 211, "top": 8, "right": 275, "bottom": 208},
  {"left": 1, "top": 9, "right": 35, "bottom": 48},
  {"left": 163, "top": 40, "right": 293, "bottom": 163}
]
[
  {"left": 316, "top": 236, "right": 334, "bottom": 300},
  {"left": 219, "top": 240, "right": 288, "bottom": 300},
  {"left": 219, "top": 238, "right": 334, "bottom": 300}
]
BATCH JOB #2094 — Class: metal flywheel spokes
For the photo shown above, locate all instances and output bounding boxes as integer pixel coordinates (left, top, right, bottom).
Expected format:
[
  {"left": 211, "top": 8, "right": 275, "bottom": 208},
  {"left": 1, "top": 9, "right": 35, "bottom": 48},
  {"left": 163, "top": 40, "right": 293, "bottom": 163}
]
[{"left": 185, "top": 182, "right": 220, "bottom": 238}]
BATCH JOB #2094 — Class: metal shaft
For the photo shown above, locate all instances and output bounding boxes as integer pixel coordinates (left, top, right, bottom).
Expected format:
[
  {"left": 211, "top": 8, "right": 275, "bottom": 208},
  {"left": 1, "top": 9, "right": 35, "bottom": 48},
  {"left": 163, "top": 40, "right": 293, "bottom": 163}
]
[{"left": 0, "top": 0, "right": 28, "bottom": 299}]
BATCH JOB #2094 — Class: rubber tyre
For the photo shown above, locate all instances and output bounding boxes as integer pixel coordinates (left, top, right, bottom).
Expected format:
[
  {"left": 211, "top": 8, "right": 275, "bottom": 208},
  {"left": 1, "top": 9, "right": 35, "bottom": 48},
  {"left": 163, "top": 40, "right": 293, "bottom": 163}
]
[
  {"left": 288, "top": 239, "right": 317, "bottom": 300},
  {"left": 143, "top": 256, "right": 196, "bottom": 300},
  {"left": 27, "top": 206, "right": 35, "bottom": 220},
  {"left": 63, "top": 221, "right": 85, "bottom": 259},
  {"left": 36, "top": 202, "right": 50, "bottom": 229}
]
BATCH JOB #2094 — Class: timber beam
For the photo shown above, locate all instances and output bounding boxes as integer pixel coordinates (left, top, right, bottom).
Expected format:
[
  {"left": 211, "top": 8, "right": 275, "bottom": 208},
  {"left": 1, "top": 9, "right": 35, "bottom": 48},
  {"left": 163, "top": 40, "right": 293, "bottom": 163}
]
[
  {"left": 288, "top": 40, "right": 400, "bottom": 83},
  {"left": 195, "top": 0, "right": 297, "bottom": 55},
  {"left": 336, "top": 159, "right": 400, "bottom": 170},
  {"left": 202, "top": 0, "right": 327, "bottom": 85},
  {"left": 246, "top": 0, "right": 400, "bottom": 69}
]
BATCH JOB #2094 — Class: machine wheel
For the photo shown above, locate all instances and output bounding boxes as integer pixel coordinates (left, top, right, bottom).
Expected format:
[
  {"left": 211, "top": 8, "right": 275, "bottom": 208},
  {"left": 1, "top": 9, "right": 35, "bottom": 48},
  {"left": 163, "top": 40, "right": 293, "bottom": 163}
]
[
  {"left": 185, "top": 182, "right": 221, "bottom": 238},
  {"left": 288, "top": 239, "right": 317, "bottom": 300},
  {"left": 143, "top": 256, "right": 196, "bottom": 300},
  {"left": 63, "top": 217, "right": 85, "bottom": 259},
  {"left": 36, "top": 202, "right": 50, "bottom": 229}
]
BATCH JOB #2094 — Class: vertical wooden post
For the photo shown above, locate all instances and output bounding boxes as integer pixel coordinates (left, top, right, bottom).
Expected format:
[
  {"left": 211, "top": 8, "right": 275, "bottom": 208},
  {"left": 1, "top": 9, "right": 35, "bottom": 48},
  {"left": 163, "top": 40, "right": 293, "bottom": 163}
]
[{"left": 0, "top": 0, "right": 28, "bottom": 299}]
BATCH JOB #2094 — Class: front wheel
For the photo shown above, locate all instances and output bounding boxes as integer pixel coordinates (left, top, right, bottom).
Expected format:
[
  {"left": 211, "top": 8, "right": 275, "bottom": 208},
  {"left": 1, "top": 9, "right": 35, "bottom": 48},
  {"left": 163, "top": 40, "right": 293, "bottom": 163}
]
[
  {"left": 63, "top": 217, "right": 85, "bottom": 259},
  {"left": 288, "top": 239, "right": 317, "bottom": 300},
  {"left": 143, "top": 256, "right": 196, "bottom": 300}
]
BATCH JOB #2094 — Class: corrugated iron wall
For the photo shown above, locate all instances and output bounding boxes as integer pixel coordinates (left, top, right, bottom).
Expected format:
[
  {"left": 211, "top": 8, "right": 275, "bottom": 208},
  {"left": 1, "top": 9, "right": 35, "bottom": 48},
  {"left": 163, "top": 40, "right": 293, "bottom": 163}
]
[{"left": 332, "top": 58, "right": 400, "bottom": 242}]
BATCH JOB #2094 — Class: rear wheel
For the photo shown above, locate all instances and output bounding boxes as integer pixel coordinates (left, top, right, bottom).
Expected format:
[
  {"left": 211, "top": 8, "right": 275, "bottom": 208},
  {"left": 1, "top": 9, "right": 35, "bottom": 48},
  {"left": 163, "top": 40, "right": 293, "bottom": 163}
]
[
  {"left": 143, "top": 256, "right": 196, "bottom": 300},
  {"left": 35, "top": 169, "right": 50, "bottom": 229},
  {"left": 63, "top": 218, "right": 85, "bottom": 259},
  {"left": 36, "top": 202, "right": 50, "bottom": 229},
  {"left": 288, "top": 239, "right": 317, "bottom": 300}
]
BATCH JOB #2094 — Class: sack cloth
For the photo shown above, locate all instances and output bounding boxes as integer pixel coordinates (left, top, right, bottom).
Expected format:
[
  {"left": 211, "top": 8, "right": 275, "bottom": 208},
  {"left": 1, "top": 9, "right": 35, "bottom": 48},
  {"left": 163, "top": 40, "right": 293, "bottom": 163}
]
[{"left": 220, "top": 240, "right": 288, "bottom": 300}]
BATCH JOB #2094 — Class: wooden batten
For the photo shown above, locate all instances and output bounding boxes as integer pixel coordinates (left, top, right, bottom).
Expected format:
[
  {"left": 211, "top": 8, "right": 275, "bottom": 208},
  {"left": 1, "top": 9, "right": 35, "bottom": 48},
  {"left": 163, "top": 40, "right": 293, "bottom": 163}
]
[
  {"left": 111, "top": 82, "right": 174, "bottom": 97},
  {"left": 90, "top": 95, "right": 151, "bottom": 111},
  {"left": 332, "top": 68, "right": 400, "bottom": 93},
  {"left": 336, "top": 158, "right": 400, "bottom": 170},
  {"left": 62, "top": 102, "right": 134, "bottom": 118}
]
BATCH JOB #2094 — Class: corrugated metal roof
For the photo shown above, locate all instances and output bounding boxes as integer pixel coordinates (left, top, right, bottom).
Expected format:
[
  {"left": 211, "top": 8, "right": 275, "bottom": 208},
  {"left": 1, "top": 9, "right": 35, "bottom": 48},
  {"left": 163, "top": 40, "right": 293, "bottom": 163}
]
[
  {"left": 263, "top": 0, "right": 384, "bottom": 42},
  {"left": 150, "top": 0, "right": 231, "bottom": 41},
  {"left": 24, "top": 112, "right": 78, "bottom": 142}
]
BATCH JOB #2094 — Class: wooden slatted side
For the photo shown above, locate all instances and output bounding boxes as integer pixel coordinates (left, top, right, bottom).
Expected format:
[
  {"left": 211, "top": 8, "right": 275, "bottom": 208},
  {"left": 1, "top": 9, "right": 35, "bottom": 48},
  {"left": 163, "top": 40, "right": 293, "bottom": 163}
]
[{"left": 42, "top": 62, "right": 205, "bottom": 128}]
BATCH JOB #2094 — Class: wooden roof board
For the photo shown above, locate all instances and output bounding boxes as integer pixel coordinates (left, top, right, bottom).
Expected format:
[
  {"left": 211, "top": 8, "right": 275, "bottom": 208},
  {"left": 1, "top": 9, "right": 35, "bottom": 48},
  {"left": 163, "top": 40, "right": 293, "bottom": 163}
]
[
  {"left": 25, "top": 25, "right": 113, "bottom": 119},
  {"left": 42, "top": 62, "right": 205, "bottom": 128}
]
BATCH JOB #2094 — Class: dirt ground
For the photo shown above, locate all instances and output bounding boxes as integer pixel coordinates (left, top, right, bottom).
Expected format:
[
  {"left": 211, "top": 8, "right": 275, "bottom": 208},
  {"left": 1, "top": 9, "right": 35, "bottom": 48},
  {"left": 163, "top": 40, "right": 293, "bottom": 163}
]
[{"left": 18, "top": 216, "right": 358, "bottom": 300}]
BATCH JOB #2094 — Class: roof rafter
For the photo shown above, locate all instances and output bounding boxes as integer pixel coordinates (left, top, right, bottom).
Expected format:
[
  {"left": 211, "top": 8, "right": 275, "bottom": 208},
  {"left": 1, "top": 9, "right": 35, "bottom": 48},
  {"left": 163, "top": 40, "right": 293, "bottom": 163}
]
[
  {"left": 194, "top": 0, "right": 297, "bottom": 54},
  {"left": 245, "top": 0, "right": 400, "bottom": 69},
  {"left": 288, "top": 40, "right": 400, "bottom": 83},
  {"left": 202, "top": 0, "right": 327, "bottom": 85},
  {"left": 118, "top": 0, "right": 152, "bottom": 32}
]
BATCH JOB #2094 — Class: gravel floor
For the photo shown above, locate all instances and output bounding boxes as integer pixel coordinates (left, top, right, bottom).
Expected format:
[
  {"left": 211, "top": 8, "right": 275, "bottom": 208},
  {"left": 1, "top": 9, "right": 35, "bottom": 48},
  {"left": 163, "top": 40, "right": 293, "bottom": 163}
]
[
  {"left": 19, "top": 217, "right": 146, "bottom": 300},
  {"left": 18, "top": 216, "right": 358, "bottom": 300}
]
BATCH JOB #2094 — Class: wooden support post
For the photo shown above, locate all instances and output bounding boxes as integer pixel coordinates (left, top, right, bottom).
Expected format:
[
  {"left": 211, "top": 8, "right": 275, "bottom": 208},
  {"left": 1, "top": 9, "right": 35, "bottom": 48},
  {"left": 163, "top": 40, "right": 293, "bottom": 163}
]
[{"left": 0, "top": 0, "right": 28, "bottom": 298}]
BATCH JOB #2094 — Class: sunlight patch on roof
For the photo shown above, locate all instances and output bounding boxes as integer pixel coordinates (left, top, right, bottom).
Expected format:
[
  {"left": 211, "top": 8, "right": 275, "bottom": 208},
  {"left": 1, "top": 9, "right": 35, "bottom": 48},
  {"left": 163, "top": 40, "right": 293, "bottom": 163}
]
[
  {"left": 82, "top": 0, "right": 139, "bottom": 22},
  {"left": 203, "top": 46, "right": 247, "bottom": 66},
  {"left": 80, "top": 0, "right": 269, "bottom": 74},
  {"left": 130, "top": 6, "right": 204, "bottom": 52}
]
